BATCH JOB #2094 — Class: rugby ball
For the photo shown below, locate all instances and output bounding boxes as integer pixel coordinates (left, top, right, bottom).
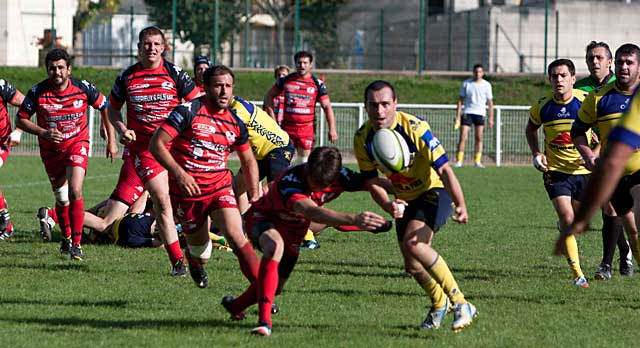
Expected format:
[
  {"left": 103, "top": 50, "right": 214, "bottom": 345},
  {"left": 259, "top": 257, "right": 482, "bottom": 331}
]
[{"left": 372, "top": 128, "right": 411, "bottom": 173}]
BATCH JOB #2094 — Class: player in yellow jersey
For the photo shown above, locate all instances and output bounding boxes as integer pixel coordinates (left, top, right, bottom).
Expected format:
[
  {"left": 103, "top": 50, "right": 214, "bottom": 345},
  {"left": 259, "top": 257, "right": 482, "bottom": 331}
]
[
  {"left": 525, "top": 59, "right": 591, "bottom": 288},
  {"left": 559, "top": 87, "right": 640, "bottom": 254},
  {"left": 571, "top": 44, "right": 640, "bottom": 279},
  {"left": 354, "top": 80, "right": 476, "bottom": 332}
]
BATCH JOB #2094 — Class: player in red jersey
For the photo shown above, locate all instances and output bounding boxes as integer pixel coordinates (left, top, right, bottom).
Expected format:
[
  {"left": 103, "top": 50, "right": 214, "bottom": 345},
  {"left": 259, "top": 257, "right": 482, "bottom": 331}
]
[
  {"left": 193, "top": 55, "right": 211, "bottom": 98},
  {"left": 150, "top": 65, "right": 262, "bottom": 289},
  {"left": 264, "top": 51, "right": 338, "bottom": 164},
  {"left": 16, "top": 48, "right": 109, "bottom": 260},
  {"left": 268, "top": 65, "right": 290, "bottom": 126},
  {"left": 101, "top": 26, "right": 199, "bottom": 275},
  {"left": 221, "top": 147, "right": 387, "bottom": 336},
  {"left": 0, "top": 79, "right": 25, "bottom": 240}
]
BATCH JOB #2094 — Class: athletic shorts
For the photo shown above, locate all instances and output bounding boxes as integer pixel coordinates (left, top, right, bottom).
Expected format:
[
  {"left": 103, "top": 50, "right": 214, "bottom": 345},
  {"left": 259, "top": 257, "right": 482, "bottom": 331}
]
[
  {"left": 461, "top": 114, "right": 485, "bottom": 126},
  {"left": 396, "top": 188, "right": 453, "bottom": 242},
  {"left": 283, "top": 123, "right": 314, "bottom": 151},
  {"left": 0, "top": 144, "right": 9, "bottom": 168},
  {"left": 113, "top": 215, "right": 155, "bottom": 248},
  {"left": 610, "top": 170, "right": 640, "bottom": 215},
  {"left": 110, "top": 150, "right": 145, "bottom": 205},
  {"left": 134, "top": 149, "right": 166, "bottom": 184},
  {"left": 171, "top": 188, "right": 238, "bottom": 234},
  {"left": 543, "top": 171, "right": 588, "bottom": 201},
  {"left": 40, "top": 141, "right": 89, "bottom": 183},
  {"left": 245, "top": 208, "right": 306, "bottom": 258},
  {"left": 257, "top": 141, "right": 295, "bottom": 181}
]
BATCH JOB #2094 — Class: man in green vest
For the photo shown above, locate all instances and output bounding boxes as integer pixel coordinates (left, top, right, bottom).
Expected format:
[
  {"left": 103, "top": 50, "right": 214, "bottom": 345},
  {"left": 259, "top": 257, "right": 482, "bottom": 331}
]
[{"left": 574, "top": 41, "right": 616, "bottom": 92}]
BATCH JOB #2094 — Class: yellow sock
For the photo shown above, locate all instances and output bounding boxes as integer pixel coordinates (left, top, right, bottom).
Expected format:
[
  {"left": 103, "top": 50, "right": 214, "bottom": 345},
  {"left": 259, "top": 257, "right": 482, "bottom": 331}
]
[
  {"left": 474, "top": 152, "right": 482, "bottom": 163},
  {"left": 564, "top": 234, "right": 584, "bottom": 278},
  {"left": 427, "top": 255, "right": 466, "bottom": 305},
  {"left": 456, "top": 151, "right": 464, "bottom": 163},
  {"left": 419, "top": 276, "right": 447, "bottom": 308},
  {"left": 303, "top": 229, "right": 316, "bottom": 242},
  {"left": 629, "top": 235, "right": 640, "bottom": 265}
]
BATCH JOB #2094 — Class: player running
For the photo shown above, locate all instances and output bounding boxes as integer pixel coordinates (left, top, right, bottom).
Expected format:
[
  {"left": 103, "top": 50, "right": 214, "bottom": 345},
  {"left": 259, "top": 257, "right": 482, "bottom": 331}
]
[
  {"left": 16, "top": 48, "right": 110, "bottom": 260},
  {"left": 526, "top": 59, "right": 591, "bottom": 287},
  {"left": 354, "top": 80, "right": 477, "bottom": 332}
]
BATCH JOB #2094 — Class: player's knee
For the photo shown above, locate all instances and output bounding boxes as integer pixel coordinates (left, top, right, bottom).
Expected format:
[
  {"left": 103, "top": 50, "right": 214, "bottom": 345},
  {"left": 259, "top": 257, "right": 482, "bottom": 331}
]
[
  {"left": 188, "top": 240, "right": 212, "bottom": 264},
  {"left": 53, "top": 185, "right": 69, "bottom": 205},
  {"left": 69, "top": 188, "right": 83, "bottom": 201}
]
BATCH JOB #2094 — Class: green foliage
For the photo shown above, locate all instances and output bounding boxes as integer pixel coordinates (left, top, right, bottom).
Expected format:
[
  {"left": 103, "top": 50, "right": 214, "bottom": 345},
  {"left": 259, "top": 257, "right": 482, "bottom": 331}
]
[
  {"left": 0, "top": 66, "right": 549, "bottom": 105},
  {"left": 0, "top": 157, "right": 637, "bottom": 347},
  {"left": 74, "top": 0, "right": 123, "bottom": 32}
]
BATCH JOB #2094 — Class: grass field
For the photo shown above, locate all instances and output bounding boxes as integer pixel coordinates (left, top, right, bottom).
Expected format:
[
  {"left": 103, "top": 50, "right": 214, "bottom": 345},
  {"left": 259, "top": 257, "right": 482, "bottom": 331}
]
[{"left": 0, "top": 156, "right": 637, "bottom": 348}]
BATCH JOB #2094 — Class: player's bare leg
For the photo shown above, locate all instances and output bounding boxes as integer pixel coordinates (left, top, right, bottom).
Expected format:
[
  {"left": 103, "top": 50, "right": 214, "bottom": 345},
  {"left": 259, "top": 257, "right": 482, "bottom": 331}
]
[
  {"left": 183, "top": 223, "right": 211, "bottom": 288},
  {"left": 455, "top": 125, "right": 470, "bottom": 167},
  {"left": 474, "top": 124, "right": 484, "bottom": 167},
  {"left": 83, "top": 199, "right": 129, "bottom": 233},
  {"left": 552, "top": 196, "right": 587, "bottom": 286},
  {"left": 212, "top": 207, "right": 259, "bottom": 282}
]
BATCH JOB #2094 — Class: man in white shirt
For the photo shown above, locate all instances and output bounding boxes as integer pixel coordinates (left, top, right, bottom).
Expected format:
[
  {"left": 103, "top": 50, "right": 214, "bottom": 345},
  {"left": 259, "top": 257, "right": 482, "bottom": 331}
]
[{"left": 454, "top": 64, "right": 494, "bottom": 168}]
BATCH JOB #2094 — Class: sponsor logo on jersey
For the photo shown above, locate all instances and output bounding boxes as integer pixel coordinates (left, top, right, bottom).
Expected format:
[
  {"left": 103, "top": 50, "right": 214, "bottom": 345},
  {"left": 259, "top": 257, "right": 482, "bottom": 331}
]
[
  {"left": 225, "top": 131, "right": 236, "bottom": 143},
  {"left": 161, "top": 81, "right": 174, "bottom": 90},
  {"left": 556, "top": 106, "right": 571, "bottom": 118},
  {"left": 193, "top": 122, "right": 215, "bottom": 134},
  {"left": 621, "top": 97, "right": 630, "bottom": 110},
  {"left": 73, "top": 100, "right": 83, "bottom": 108},
  {"left": 306, "top": 87, "right": 315, "bottom": 94},
  {"left": 550, "top": 131, "right": 573, "bottom": 145}
]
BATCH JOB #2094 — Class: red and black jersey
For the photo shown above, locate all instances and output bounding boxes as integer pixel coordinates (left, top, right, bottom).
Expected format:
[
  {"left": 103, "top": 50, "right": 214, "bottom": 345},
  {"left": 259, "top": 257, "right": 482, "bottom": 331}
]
[
  {"left": 160, "top": 97, "right": 250, "bottom": 199},
  {"left": 18, "top": 77, "right": 107, "bottom": 150},
  {"left": 274, "top": 73, "right": 329, "bottom": 125},
  {"left": 252, "top": 165, "right": 365, "bottom": 236},
  {"left": 109, "top": 59, "right": 198, "bottom": 150},
  {"left": 0, "top": 79, "right": 18, "bottom": 143}
]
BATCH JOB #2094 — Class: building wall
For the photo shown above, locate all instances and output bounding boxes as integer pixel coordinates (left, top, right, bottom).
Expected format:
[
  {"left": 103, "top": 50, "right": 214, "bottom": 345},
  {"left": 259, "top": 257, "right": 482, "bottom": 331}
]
[{"left": 0, "top": 0, "right": 77, "bottom": 67}]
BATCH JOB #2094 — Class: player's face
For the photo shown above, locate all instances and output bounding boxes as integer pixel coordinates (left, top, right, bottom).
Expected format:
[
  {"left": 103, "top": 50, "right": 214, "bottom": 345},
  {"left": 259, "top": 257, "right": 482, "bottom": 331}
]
[
  {"left": 295, "top": 57, "right": 312, "bottom": 77},
  {"left": 206, "top": 73, "right": 235, "bottom": 109},
  {"left": 614, "top": 53, "right": 640, "bottom": 89},
  {"left": 473, "top": 67, "right": 484, "bottom": 80},
  {"left": 276, "top": 69, "right": 289, "bottom": 80},
  {"left": 549, "top": 65, "right": 575, "bottom": 100},
  {"left": 365, "top": 87, "right": 397, "bottom": 130},
  {"left": 47, "top": 59, "right": 71, "bottom": 87},
  {"left": 194, "top": 63, "right": 209, "bottom": 85},
  {"left": 586, "top": 47, "right": 612, "bottom": 81},
  {"left": 139, "top": 34, "right": 165, "bottom": 67}
]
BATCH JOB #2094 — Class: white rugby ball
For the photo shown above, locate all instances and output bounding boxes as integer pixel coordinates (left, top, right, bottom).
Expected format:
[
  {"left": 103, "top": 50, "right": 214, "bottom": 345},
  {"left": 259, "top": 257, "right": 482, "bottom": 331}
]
[{"left": 372, "top": 128, "right": 411, "bottom": 173}]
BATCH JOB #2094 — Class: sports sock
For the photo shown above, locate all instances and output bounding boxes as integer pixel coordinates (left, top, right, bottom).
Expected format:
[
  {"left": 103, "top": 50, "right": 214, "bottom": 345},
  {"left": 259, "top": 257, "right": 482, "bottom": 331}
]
[
  {"left": 165, "top": 240, "right": 184, "bottom": 265},
  {"left": 419, "top": 275, "right": 447, "bottom": 308},
  {"left": 49, "top": 208, "right": 58, "bottom": 223},
  {"left": 426, "top": 255, "right": 466, "bottom": 305},
  {"left": 257, "top": 258, "right": 280, "bottom": 328},
  {"left": 564, "top": 234, "right": 584, "bottom": 278},
  {"left": 70, "top": 198, "right": 84, "bottom": 246},
  {"left": 55, "top": 204, "right": 71, "bottom": 239},
  {"left": 601, "top": 214, "right": 622, "bottom": 266},
  {"left": 0, "top": 192, "right": 12, "bottom": 233},
  {"left": 303, "top": 229, "right": 316, "bottom": 242},
  {"left": 184, "top": 247, "right": 200, "bottom": 268},
  {"left": 615, "top": 224, "right": 631, "bottom": 262},
  {"left": 474, "top": 152, "right": 482, "bottom": 164},
  {"left": 233, "top": 242, "right": 260, "bottom": 282},
  {"left": 230, "top": 282, "right": 258, "bottom": 314},
  {"left": 456, "top": 151, "right": 464, "bottom": 163},
  {"left": 628, "top": 234, "right": 640, "bottom": 265}
]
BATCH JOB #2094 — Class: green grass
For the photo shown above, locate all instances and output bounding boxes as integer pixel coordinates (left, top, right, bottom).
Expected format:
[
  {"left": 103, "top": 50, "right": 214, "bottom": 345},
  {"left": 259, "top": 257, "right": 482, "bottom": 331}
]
[
  {"left": 0, "top": 156, "right": 636, "bottom": 347},
  {"left": 0, "top": 66, "right": 548, "bottom": 105}
]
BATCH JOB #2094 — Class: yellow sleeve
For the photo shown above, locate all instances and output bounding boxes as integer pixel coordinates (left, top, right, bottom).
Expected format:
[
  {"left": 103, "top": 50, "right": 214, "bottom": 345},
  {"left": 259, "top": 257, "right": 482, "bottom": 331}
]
[
  {"left": 529, "top": 100, "right": 542, "bottom": 125},
  {"left": 577, "top": 91, "right": 597, "bottom": 126},
  {"left": 354, "top": 126, "right": 377, "bottom": 173}
]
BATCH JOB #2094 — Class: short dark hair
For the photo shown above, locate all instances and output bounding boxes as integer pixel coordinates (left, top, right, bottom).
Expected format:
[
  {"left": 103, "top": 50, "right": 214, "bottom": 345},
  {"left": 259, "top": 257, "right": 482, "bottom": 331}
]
[
  {"left": 364, "top": 80, "right": 396, "bottom": 103},
  {"left": 139, "top": 26, "right": 166, "bottom": 43},
  {"left": 547, "top": 59, "right": 576, "bottom": 76},
  {"left": 615, "top": 43, "right": 640, "bottom": 61},
  {"left": 586, "top": 41, "right": 612, "bottom": 60},
  {"left": 203, "top": 65, "right": 235, "bottom": 87},
  {"left": 306, "top": 147, "right": 342, "bottom": 187},
  {"left": 473, "top": 64, "right": 483, "bottom": 71},
  {"left": 294, "top": 51, "right": 313, "bottom": 63},
  {"left": 45, "top": 48, "right": 72, "bottom": 68}
]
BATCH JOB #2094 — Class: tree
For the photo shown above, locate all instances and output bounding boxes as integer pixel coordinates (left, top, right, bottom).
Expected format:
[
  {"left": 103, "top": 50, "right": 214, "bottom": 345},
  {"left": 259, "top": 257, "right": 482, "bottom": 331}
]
[
  {"left": 74, "top": 0, "right": 122, "bottom": 33},
  {"left": 145, "top": 0, "right": 245, "bottom": 57}
]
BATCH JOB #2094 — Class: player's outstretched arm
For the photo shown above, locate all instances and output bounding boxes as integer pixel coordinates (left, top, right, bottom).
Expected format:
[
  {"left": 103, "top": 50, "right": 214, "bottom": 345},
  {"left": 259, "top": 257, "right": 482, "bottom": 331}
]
[
  {"left": 237, "top": 147, "right": 261, "bottom": 202},
  {"left": 293, "top": 198, "right": 386, "bottom": 231},
  {"left": 150, "top": 128, "right": 200, "bottom": 197},
  {"left": 364, "top": 178, "right": 406, "bottom": 219},
  {"left": 437, "top": 163, "right": 468, "bottom": 224}
]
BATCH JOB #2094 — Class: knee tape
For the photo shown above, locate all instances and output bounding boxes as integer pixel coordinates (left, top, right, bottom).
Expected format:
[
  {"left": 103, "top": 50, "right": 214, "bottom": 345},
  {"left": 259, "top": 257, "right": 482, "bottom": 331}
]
[
  {"left": 188, "top": 240, "right": 212, "bottom": 260},
  {"left": 54, "top": 185, "right": 69, "bottom": 203}
]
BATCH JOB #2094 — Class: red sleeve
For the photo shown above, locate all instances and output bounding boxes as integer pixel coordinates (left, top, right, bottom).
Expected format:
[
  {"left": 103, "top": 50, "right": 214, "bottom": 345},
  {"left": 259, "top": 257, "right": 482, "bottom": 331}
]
[
  {"left": 286, "top": 193, "right": 309, "bottom": 210},
  {"left": 183, "top": 88, "right": 199, "bottom": 102},
  {"left": 233, "top": 142, "right": 251, "bottom": 153},
  {"left": 109, "top": 94, "right": 124, "bottom": 110},
  {"left": 159, "top": 123, "right": 180, "bottom": 139}
]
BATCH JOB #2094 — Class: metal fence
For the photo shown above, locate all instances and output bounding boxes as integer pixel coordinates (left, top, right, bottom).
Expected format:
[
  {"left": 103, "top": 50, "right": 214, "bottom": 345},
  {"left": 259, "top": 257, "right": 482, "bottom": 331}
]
[{"left": 7, "top": 103, "right": 533, "bottom": 166}]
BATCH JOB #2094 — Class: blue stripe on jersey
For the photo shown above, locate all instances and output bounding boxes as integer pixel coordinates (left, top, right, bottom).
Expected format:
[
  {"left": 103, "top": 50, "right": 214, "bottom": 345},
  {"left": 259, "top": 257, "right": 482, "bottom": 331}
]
[
  {"left": 420, "top": 129, "right": 441, "bottom": 151},
  {"left": 432, "top": 154, "right": 449, "bottom": 170},
  {"left": 393, "top": 124, "right": 419, "bottom": 153},
  {"left": 609, "top": 127, "right": 640, "bottom": 150},
  {"left": 540, "top": 97, "right": 582, "bottom": 124},
  {"left": 364, "top": 129, "right": 376, "bottom": 161},
  {"left": 233, "top": 96, "right": 255, "bottom": 114},
  {"left": 597, "top": 91, "right": 632, "bottom": 117}
]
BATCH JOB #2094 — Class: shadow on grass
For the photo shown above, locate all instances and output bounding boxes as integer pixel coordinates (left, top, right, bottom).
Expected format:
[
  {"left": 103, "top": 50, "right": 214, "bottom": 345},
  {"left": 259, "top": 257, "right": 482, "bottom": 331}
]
[
  {"left": 6, "top": 317, "right": 239, "bottom": 331},
  {"left": 297, "top": 259, "right": 401, "bottom": 271},
  {"left": 296, "top": 267, "right": 406, "bottom": 279},
  {"left": 0, "top": 298, "right": 129, "bottom": 308},
  {"left": 0, "top": 261, "right": 87, "bottom": 271},
  {"left": 288, "top": 287, "right": 419, "bottom": 298}
]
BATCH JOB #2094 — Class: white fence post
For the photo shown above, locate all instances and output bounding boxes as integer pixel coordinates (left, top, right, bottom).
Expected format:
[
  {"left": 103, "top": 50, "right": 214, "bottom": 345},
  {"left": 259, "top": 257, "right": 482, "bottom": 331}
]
[
  {"left": 319, "top": 104, "right": 325, "bottom": 147},
  {"left": 358, "top": 105, "right": 364, "bottom": 126},
  {"left": 88, "top": 108, "right": 95, "bottom": 158},
  {"left": 496, "top": 107, "right": 501, "bottom": 167}
]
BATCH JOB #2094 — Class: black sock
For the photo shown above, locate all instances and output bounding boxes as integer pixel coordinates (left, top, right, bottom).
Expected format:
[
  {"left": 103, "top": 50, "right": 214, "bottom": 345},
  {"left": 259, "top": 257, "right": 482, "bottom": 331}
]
[
  {"left": 616, "top": 222, "right": 630, "bottom": 261},
  {"left": 601, "top": 214, "right": 622, "bottom": 266}
]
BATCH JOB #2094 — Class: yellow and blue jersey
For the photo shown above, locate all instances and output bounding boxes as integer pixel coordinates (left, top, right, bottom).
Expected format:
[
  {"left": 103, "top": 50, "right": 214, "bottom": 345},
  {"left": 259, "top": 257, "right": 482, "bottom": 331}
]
[
  {"left": 609, "top": 89, "right": 640, "bottom": 175},
  {"left": 529, "top": 90, "right": 590, "bottom": 175},
  {"left": 229, "top": 96, "right": 290, "bottom": 160},
  {"left": 575, "top": 84, "right": 640, "bottom": 175},
  {"left": 354, "top": 111, "right": 446, "bottom": 201}
]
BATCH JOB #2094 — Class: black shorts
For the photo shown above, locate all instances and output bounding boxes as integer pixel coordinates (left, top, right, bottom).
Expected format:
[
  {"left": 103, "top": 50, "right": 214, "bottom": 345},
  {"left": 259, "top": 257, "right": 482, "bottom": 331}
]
[
  {"left": 610, "top": 170, "right": 640, "bottom": 215},
  {"left": 543, "top": 171, "right": 588, "bottom": 201},
  {"left": 461, "top": 114, "right": 485, "bottom": 126},
  {"left": 257, "top": 140, "right": 295, "bottom": 181},
  {"left": 396, "top": 188, "right": 453, "bottom": 242},
  {"left": 246, "top": 213, "right": 299, "bottom": 279}
]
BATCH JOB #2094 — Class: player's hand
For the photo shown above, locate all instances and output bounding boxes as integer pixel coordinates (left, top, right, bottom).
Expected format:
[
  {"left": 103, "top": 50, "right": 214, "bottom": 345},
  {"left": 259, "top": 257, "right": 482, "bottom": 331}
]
[
  {"left": 385, "top": 199, "right": 407, "bottom": 219},
  {"left": 100, "top": 123, "right": 107, "bottom": 140},
  {"left": 370, "top": 220, "right": 393, "bottom": 234},
  {"left": 354, "top": 211, "right": 386, "bottom": 231},
  {"left": 177, "top": 171, "right": 200, "bottom": 197},
  {"left": 532, "top": 153, "right": 548, "bottom": 172},
  {"left": 454, "top": 117, "right": 461, "bottom": 130},
  {"left": 583, "top": 155, "right": 598, "bottom": 171},
  {"left": 42, "top": 128, "right": 64, "bottom": 143},
  {"left": 328, "top": 129, "right": 338, "bottom": 143},
  {"left": 488, "top": 118, "right": 494, "bottom": 128},
  {"left": 106, "top": 140, "right": 118, "bottom": 163},
  {"left": 6, "top": 129, "right": 22, "bottom": 147},
  {"left": 451, "top": 205, "right": 468, "bottom": 224},
  {"left": 119, "top": 129, "right": 136, "bottom": 145}
]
